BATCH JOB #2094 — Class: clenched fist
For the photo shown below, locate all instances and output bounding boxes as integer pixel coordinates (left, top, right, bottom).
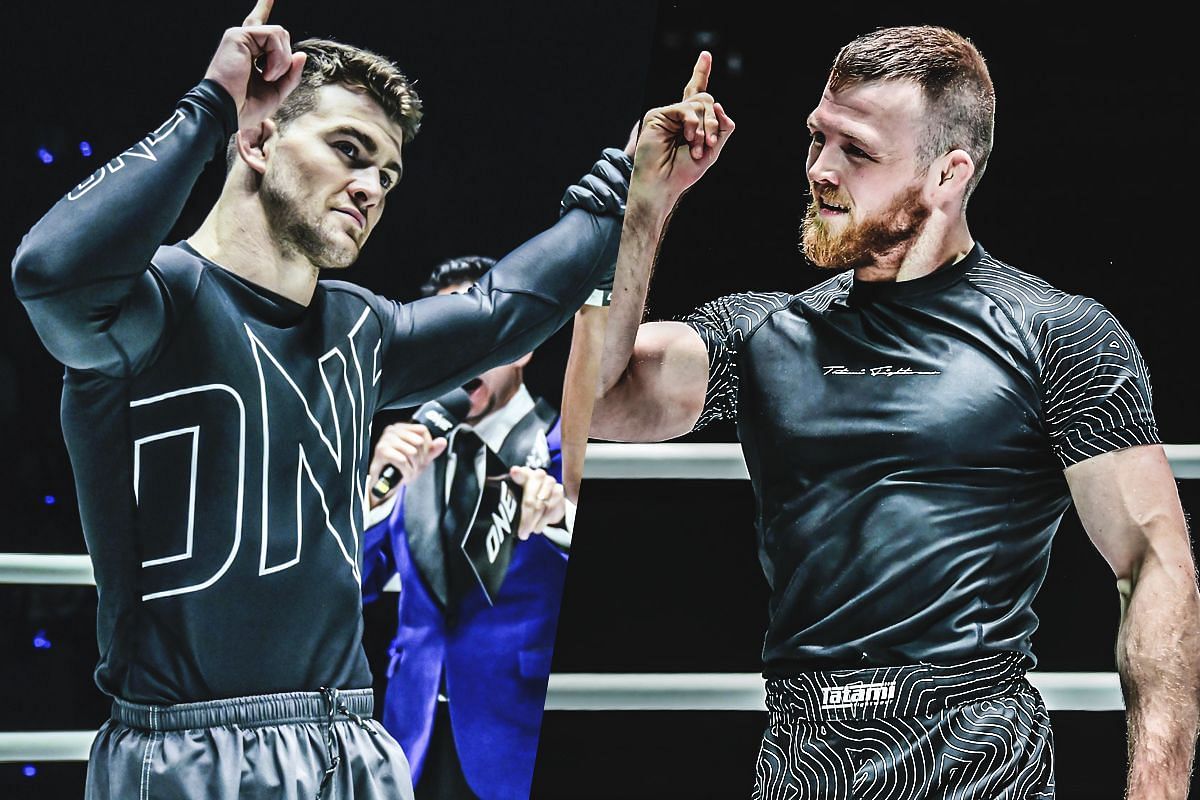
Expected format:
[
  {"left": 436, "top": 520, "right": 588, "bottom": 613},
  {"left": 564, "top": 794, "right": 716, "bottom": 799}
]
[
  {"left": 509, "top": 467, "right": 565, "bottom": 540},
  {"left": 366, "top": 423, "right": 449, "bottom": 508}
]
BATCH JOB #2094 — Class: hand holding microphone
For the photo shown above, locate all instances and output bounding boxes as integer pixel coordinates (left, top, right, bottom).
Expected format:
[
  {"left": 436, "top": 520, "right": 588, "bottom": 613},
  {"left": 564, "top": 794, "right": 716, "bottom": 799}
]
[{"left": 367, "top": 387, "right": 473, "bottom": 506}]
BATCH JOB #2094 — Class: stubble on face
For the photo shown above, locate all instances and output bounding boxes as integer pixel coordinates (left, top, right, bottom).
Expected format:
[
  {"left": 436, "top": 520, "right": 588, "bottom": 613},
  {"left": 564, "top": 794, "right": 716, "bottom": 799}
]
[
  {"left": 260, "top": 155, "right": 360, "bottom": 271},
  {"left": 800, "top": 182, "right": 931, "bottom": 271}
]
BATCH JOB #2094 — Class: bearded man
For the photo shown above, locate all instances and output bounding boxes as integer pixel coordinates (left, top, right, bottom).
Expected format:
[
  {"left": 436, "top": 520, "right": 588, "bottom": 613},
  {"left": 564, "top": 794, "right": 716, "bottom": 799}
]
[{"left": 584, "top": 27, "right": 1199, "bottom": 799}]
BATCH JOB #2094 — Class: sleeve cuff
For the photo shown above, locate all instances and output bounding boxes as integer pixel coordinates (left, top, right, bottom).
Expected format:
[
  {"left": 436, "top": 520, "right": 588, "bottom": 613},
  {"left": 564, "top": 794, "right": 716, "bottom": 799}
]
[
  {"left": 1056, "top": 423, "right": 1161, "bottom": 468},
  {"left": 186, "top": 79, "right": 240, "bottom": 147}
]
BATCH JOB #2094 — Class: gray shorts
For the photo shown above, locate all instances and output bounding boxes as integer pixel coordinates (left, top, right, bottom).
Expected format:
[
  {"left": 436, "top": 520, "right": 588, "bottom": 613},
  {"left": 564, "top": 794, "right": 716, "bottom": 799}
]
[{"left": 85, "top": 688, "right": 413, "bottom": 800}]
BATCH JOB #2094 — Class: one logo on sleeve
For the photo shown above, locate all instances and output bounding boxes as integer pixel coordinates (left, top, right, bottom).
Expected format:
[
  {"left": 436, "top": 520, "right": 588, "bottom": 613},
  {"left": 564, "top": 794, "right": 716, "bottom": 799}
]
[{"left": 68, "top": 110, "right": 187, "bottom": 201}]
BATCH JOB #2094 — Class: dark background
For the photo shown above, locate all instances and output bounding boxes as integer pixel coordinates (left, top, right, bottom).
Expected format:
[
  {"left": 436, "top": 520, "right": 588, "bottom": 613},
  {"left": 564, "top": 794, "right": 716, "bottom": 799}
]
[
  {"left": 0, "top": 1, "right": 655, "bottom": 796},
  {"left": 2, "top": 1, "right": 1198, "bottom": 798},
  {"left": 536, "top": 3, "right": 1200, "bottom": 799}
]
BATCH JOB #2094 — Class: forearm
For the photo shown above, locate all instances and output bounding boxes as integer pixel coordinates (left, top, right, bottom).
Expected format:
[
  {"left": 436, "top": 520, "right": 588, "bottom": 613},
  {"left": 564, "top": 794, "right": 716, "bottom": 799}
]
[
  {"left": 484, "top": 209, "right": 622, "bottom": 338},
  {"left": 560, "top": 304, "right": 609, "bottom": 501},
  {"left": 1118, "top": 545, "right": 1200, "bottom": 798},
  {"left": 381, "top": 209, "right": 622, "bottom": 409},
  {"left": 12, "top": 81, "right": 235, "bottom": 368},
  {"left": 596, "top": 186, "right": 674, "bottom": 396}
]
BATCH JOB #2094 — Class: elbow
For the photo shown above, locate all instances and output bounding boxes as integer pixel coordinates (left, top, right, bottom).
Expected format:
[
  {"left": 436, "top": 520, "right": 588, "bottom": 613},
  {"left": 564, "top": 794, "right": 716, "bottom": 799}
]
[
  {"left": 1119, "top": 532, "right": 1200, "bottom": 613},
  {"left": 1112, "top": 508, "right": 1192, "bottom": 583},
  {"left": 11, "top": 237, "right": 48, "bottom": 299},
  {"left": 591, "top": 366, "right": 639, "bottom": 434},
  {"left": 588, "top": 394, "right": 621, "bottom": 441},
  {"left": 12, "top": 230, "right": 74, "bottom": 300}
]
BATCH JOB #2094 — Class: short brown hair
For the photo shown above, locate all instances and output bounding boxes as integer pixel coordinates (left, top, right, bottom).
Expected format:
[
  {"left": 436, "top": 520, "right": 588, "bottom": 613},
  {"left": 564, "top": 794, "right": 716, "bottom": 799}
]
[
  {"left": 227, "top": 38, "right": 423, "bottom": 169},
  {"left": 829, "top": 26, "right": 995, "bottom": 201}
]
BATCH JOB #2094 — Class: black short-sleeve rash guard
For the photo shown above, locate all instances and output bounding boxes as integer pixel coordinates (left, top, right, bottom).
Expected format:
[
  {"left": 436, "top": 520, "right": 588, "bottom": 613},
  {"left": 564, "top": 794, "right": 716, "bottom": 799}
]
[{"left": 683, "top": 244, "right": 1158, "bottom": 675}]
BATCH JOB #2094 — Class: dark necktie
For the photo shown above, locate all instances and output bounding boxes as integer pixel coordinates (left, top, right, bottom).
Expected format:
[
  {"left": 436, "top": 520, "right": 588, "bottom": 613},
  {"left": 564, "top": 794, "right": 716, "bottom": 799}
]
[{"left": 440, "top": 426, "right": 486, "bottom": 614}]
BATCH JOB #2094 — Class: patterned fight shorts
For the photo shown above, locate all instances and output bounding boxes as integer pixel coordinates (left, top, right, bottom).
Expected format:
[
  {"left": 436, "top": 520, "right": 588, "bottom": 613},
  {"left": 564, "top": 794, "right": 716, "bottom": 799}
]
[
  {"left": 85, "top": 687, "right": 414, "bottom": 800},
  {"left": 754, "top": 652, "right": 1055, "bottom": 799}
]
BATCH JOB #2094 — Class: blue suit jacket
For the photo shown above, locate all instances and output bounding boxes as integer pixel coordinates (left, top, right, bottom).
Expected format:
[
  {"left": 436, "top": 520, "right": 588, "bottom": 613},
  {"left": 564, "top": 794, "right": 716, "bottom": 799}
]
[{"left": 362, "top": 415, "right": 567, "bottom": 800}]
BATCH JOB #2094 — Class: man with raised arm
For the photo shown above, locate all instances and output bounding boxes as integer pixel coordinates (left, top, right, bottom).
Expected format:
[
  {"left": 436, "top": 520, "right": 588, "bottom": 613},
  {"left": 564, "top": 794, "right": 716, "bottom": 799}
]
[
  {"left": 10, "top": 1, "right": 629, "bottom": 796},
  {"left": 589, "top": 29, "right": 1198, "bottom": 798}
]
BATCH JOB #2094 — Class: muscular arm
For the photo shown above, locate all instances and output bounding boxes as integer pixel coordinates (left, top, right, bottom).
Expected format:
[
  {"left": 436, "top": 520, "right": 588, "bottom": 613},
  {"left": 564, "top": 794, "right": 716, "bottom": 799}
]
[
  {"left": 564, "top": 272, "right": 710, "bottom": 460},
  {"left": 1065, "top": 445, "right": 1200, "bottom": 798},
  {"left": 11, "top": 81, "right": 237, "bottom": 374},
  {"left": 591, "top": 304, "right": 710, "bottom": 442}
]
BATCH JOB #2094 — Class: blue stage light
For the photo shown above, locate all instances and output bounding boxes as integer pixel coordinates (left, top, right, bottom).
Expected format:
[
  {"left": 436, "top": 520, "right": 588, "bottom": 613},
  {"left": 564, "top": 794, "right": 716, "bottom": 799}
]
[
  {"left": 37, "top": 148, "right": 54, "bottom": 165},
  {"left": 43, "top": 495, "right": 56, "bottom": 505},
  {"left": 80, "top": 141, "right": 93, "bottom": 157},
  {"left": 32, "top": 630, "right": 51, "bottom": 650},
  {"left": 23, "top": 765, "right": 36, "bottom": 778}
]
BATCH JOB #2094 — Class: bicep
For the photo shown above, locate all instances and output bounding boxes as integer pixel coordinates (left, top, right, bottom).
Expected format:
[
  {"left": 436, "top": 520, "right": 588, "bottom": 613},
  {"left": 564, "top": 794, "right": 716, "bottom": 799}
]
[
  {"left": 591, "top": 321, "right": 709, "bottom": 442},
  {"left": 1065, "top": 444, "right": 1192, "bottom": 580}
]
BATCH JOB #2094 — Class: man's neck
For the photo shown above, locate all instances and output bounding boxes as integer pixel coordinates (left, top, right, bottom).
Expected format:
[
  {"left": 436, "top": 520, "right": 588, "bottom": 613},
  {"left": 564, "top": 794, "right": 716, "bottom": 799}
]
[
  {"left": 187, "top": 194, "right": 320, "bottom": 306},
  {"left": 854, "top": 218, "right": 974, "bottom": 284},
  {"left": 473, "top": 385, "right": 535, "bottom": 452}
]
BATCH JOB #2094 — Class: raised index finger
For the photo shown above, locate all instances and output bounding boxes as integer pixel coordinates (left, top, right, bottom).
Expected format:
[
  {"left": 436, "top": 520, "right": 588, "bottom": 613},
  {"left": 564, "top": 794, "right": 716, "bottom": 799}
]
[
  {"left": 243, "top": 0, "right": 274, "bottom": 26},
  {"left": 682, "top": 50, "right": 712, "bottom": 100}
]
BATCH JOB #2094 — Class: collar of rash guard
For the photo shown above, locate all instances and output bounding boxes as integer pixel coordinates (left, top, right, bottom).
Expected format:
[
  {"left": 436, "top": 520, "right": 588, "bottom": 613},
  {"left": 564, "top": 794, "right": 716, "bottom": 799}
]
[
  {"left": 176, "top": 240, "right": 311, "bottom": 326},
  {"left": 848, "top": 242, "right": 983, "bottom": 304}
]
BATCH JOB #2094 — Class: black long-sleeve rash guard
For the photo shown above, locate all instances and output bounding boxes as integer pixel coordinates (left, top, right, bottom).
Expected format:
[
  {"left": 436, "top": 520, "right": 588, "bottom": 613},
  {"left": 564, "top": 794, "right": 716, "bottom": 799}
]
[
  {"left": 684, "top": 245, "right": 1159, "bottom": 676},
  {"left": 11, "top": 81, "right": 624, "bottom": 704}
]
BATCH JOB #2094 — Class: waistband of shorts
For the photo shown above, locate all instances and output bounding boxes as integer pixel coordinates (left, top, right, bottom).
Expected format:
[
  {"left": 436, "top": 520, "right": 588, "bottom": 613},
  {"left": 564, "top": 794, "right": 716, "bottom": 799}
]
[
  {"left": 111, "top": 688, "right": 375, "bottom": 731},
  {"left": 765, "top": 651, "right": 1032, "bottom": 722}
]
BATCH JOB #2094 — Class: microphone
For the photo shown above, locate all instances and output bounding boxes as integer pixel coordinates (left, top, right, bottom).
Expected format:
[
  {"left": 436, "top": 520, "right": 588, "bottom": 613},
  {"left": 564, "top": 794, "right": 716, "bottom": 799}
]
[{"left": 371, "top": 386, "right": 473, "bottom": 500}]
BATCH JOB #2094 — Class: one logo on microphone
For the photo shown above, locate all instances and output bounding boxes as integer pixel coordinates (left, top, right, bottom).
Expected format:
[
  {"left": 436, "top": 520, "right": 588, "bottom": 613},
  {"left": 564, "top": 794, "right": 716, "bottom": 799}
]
[
  {"left": 486, "top": 481, "right": 518, "bottom": 563},
  {"left": 525, "top": 430, "right": 552, "bottom": 470},
  {"left": 819, "top": 681, "right": 896, "bottom": 710},
  {"left": 421, "top": 409, "right": 455, "bottom": 432}
]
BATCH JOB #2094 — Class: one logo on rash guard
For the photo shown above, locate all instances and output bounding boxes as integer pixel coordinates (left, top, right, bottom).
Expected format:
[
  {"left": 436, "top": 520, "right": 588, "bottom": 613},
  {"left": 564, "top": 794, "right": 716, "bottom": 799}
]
[
  {"left": 822, "top": 365, "right": 942, "bottom": 377},
  {"left": 820, "top": 681, "right": 896, "bottom": 710},
  {"left": 67, "top": 110, "right": 187, "bottom": 201}
]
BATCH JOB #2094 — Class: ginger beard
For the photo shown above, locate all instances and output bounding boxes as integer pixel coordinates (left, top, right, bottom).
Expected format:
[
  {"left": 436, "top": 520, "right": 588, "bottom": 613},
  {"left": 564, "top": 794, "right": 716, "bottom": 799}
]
[
  {"left": 801, "top": 181, "right": 931, "bottom": 271},
  {"left": 260, "top": 156, "right": 362, "bottom": 271}
]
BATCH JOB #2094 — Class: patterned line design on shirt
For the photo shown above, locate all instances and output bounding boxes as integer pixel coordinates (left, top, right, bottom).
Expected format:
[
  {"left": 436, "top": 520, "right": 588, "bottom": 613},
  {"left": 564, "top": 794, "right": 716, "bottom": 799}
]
[
  {"left": 967, "top": 253, "right": 1159, "bottom": 467},
  {"left": 754, "top": 654, "right": 1055, "bottom": 799},
  {"left": 681, "top": 272, "right": 853, "bottom": 430}
]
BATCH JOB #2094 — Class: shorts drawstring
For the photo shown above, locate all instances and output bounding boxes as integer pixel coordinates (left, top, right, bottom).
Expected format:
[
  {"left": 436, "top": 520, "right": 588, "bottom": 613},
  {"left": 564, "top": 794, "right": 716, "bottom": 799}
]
[{"left": 316, "top": 686, "right": 378, "bottom": 799}]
